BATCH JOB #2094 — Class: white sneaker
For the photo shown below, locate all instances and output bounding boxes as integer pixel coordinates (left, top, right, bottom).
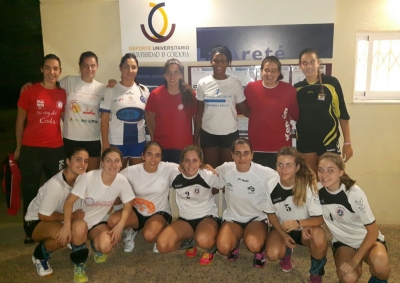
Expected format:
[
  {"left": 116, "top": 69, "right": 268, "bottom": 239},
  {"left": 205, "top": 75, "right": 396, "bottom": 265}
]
[
  {"left": 32, "top": 255, "right": 53, "bottom": 276},
  {"left": 153, "top": 243, "right": 159, "bottom": 253},
  {"left": 124, "top": 229, "right": 137, "bottom": 252}
]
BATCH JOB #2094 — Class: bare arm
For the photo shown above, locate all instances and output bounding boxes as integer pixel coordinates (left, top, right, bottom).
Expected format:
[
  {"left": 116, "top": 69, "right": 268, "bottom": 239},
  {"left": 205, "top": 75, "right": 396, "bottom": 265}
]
[
  {"left": 56, "top": 194, "right": 80, "bottom": 246},
  {"left": 194, "top": 100, "right": 204, "bottom": 145},
  {"left": 100, "top": 112, "right": 111, "bottom": 152},
  {"left": 107, "top": 202, "right": 132, "bottom": 245},
  {"left": 268, "top": 213, "right": 296, "bottom": 249},
  {"left": 282, "top": 216, "right": 324, "bottom": 231},
  {"left": 237, "top": 101, "right": 250, "bottom": 118},
  {"left": 339, "top": 119, "right": 353, "bottom": 162},
  {"left": 145, "top": 111, "right": 156, "bottom": 141},
  {"left": 15, "top": 107, "right": 27, "bottom": 160}
]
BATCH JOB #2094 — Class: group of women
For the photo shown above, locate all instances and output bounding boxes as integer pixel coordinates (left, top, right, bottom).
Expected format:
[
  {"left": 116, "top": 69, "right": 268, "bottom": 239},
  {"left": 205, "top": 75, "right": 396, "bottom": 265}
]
[{"left": 15, "top": 46, "right": 389, "bottom": 283}]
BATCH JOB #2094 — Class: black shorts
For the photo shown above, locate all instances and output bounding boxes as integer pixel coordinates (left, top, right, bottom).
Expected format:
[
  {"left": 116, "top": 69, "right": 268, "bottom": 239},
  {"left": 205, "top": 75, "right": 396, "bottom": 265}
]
[
  {"left": 133, "top": 207, "right": 172, "bottom": 231},
  {"left": 332, "top": 239, "right": 388, "bottom": 254},
  {"left": 63, "top": 138, "right": 101, "bottom": 158},
  {"left": 252, "top": 152, "right": 278, "bottom": 170},
  {"left": 270, "top": 226, "right": 303, "bottom": 245},
  {"left": 200, "top": 129, "right": 239, "bottom": 149},
  {"left": 228, "top": 216, "right": 268, "bottom": 231},
  {"left": 296, "top": 136, "right": 341, "bottom": 156},
  {"left": 24, "top": 220, "right": 41, "bottom": 238},
  {"left": 88, "top": 221, "right": 108, "bottom": 234},
  {"left": 178, "top": 215, "right": 221, "bottom": 232},
  {"left": 161, "top": 149, "right": 182, "bottom": 164}
]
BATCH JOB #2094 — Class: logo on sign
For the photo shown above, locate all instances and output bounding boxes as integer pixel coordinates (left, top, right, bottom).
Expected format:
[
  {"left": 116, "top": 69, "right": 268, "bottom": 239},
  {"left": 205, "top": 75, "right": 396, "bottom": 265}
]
[{"left": 140, "top": 2, "right": 176, "bottom": 43}]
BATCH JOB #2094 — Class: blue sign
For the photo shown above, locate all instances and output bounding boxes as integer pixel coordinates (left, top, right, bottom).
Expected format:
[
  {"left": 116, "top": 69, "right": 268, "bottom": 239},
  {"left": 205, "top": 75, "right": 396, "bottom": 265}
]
[
  {"left": 137, "top": 66, "right": 166, "bottom": 93},
  {"left": 196, "top": 24, "right": 334, "bottom": 61}
]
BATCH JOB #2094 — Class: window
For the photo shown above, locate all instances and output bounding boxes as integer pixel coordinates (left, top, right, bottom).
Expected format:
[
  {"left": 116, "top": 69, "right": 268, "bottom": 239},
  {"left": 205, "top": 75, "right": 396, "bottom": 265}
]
[{"left": 354, "top": 32, "right": 400, "bottom": 103}]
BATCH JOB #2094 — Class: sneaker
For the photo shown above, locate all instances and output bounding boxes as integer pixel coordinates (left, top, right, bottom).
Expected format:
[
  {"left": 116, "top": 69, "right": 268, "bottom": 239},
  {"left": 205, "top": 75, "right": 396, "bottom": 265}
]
[
  {"left": 227, "top": 246, "right": 240, "bottom": 262},
  {"left": 199, "top": 252, "right": 214, "bottom": 265},
  {"left": 253, "top": 251, "right": 267, "bottom": 268},
  {"left": 93, "top": 251, "right": 107, "bottom": 263},
  {"left": 124, "top": 230, "right": 137, "bottom": 252},
  {"left": 153, "top": 243, "right": 159, "bottom": 254},
  {"left": 32, "top": 255, "right": 53, "bottom": 276},
  {"left": 73, "top": 263, "right": 88, "bottom": 283},
  {"left": 308, "top": 274, "right": 323, "bottom": 283},
  {"left": 279, "top": 248, "right": 293, "bottom": 272},
  {"left": 185, "top": 246, "right": 198, "bottom": 258}
]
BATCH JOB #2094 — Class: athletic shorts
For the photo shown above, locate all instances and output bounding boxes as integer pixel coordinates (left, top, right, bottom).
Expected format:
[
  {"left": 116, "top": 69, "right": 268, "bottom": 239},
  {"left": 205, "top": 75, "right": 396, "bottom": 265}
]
[
  {"left": 88, "top": 221, "right": 108, "bottom": 234},
  {"left": 200, "top": 129, "right": 239, "bottom": 149},
  {"left": 63, "top": 138, "right": 101, "bottom": 158},
  {"left": 162, "top": 149, "right": 182, "bottom": 164},
  {"left": 112, "top": 141, "right": 146, "bottom": 158},
  {"left": 332, "top": 239, "right": 388, "bottom": 254},
  {"left": 252, "top": 152, "right": 278, "bottom": 170},
  {"left": 229, "top": 217, "right": 268, "bottom": 231},
  {"left": 297, "top": 136, "right": 341, "bottom": 156},
  {"left": 24, "top": 220, "right": 41, "bottom": 238},
  {"left": 178, "top": 215, "right": 221, "bottom": 232},
  {"left": 270, "top": 226, "right": 303, "bottom": 246},
  {"left": 132, "top": 206, "right": 172, "bottom": 231}
]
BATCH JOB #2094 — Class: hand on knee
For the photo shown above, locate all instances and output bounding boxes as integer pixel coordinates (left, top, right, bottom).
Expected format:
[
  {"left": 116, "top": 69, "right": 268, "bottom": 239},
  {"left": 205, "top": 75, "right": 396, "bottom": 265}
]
[{"left": 338, "top": 269, "right": 360, "bottom": 283}]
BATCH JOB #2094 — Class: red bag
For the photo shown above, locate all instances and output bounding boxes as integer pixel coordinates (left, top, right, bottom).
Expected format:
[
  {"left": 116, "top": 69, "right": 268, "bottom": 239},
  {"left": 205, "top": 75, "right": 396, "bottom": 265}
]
[{"left": 2, "top": 153, "right": 21, "bottom": 215}]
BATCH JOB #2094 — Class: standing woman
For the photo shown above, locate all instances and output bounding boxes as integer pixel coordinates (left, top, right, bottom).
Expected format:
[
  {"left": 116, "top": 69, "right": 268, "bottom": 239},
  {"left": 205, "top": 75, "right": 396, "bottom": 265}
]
[
  {"left": 25, "top": 148, "right": 89, "bottom": 281},
  {"left": 100, "top": 53, "right": 150, "bottom": 168},
  {"left": 108, "top": 141, "right": 176, "bottom": 253},
  {"left": 216, "top": 138, "right": 277, "bottom": 268},
  {"left": 264, "top": 147, "right": 327, "bottom": 283},
  {"left": 244, "top": 56, "right": 298, "bottom": 169},
  {"left": 194, "top": 46, "right": 249, "bottom": 168},
  {"left": 318, "top": 153, "right": 390, "bottom": 283},
  {"left": 295, "top": 48, "right": 353, "bottom": 175},
  {"left": 58, "top": 147, "right": 135, "bottom": 281},
  {"left": 156, "top": 145, "right": 225, "bottom": 265},
  {"left": 61, "top": 51, "right": 105, "bottom": 171},
  {"left": 145, "top": 58, "right": 197, "bottom": 163},
  {"left": 15, "top": 54, "right": 66, "bottom": 243}
]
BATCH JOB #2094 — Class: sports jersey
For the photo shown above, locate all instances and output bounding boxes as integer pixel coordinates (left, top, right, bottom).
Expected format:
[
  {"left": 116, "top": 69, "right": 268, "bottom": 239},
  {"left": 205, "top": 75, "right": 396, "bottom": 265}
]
[
  {"left": 99, "top": 82, "right": 149, "bottom": 145},
  {"left": 145, "top": 85, "right": 196, "bottom": 149},
  {"left": 18, "top": 83, "right": 65, "bottom": 148},
  {"left": 71, "top": 169, "right": 135, "bottom": 229},
  {"left": 60, "top": 76, "right": 104, "bottom": 141},
  {"left": 294, "top": 75, "right": 350, "bottom": 146},
  {"left": 120, "top": 162, "right": 178, "bottom": 216},
  {"left": 196, "top": 75, "right": 245, "bottom": 135},
  {"left": 216, "top": 162, "right": 278, "bottom": 223},
  {"left": 264, "top": 175, "right": 322, "bottom": 226},
  {"left": 170, "top": 169, "right": 225, "bottom": 220},
  {"left": 25, "top": 171, "right": 83, "bottom": 221},
  {"left": 244, "top": 80, "right": 298, "bottom": 152},
  {"left": 318, "top": 183, "right": 384, "bottom": 249}
]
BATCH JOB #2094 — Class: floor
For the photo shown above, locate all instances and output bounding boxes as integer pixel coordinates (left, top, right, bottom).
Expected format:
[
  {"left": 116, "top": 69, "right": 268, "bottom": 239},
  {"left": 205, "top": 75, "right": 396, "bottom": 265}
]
[{"left": 0, "top": 194, "right": 399, "bottom": 283}]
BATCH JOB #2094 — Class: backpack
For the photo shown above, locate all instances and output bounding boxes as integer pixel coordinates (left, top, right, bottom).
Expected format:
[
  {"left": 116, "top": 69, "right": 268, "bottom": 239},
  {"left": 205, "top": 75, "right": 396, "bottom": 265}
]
[{"left": 2, "top": 153, "right": 21, "bottom": 215}]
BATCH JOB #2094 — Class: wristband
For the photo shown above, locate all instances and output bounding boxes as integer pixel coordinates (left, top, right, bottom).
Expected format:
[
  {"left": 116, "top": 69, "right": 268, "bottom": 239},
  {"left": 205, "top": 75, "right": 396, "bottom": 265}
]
[
  {"left": 296, "top": 220, "right": 302, "bottom": 230},
  {"left": 343, "top": 142, "right": 351, "bottom": 145}
]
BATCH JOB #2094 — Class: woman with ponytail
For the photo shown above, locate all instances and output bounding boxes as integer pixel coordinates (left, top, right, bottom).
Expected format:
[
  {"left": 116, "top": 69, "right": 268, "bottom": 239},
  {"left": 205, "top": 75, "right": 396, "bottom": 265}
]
[
  {"left": 294, "top": 48, "right": 353, "bottom": 176},
  {"left": 145, "top": 58, "right": 196, "bottom": 163},
  {"left": 264, "top": 147, "right": 327, "bottom": 283},
  {"left": 318, "top": 153, "right": 390, "bottom": 283}
]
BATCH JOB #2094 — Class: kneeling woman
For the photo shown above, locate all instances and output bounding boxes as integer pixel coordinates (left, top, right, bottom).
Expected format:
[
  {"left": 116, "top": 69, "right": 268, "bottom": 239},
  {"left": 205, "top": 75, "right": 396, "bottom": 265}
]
[
  {"left": 264, "top": 147, "right": 327, "bottom": 282},
  {"left": 108, "top": 141, "right": 176, "bottom": 253},
  {"left": 58, "top": 147, "right": 135, "bottom": 281},
  {"left": 25, "top": 148, "right": 88, "bottom": 281},
  {"left": 216, "top": 138, "right": 278, "bottom": 268},
  {"left": 156, "top": 145, "right": 225, "bottom": 265},
  {"left": 318, "top": 153, "right": 390, "bottom": 283}
]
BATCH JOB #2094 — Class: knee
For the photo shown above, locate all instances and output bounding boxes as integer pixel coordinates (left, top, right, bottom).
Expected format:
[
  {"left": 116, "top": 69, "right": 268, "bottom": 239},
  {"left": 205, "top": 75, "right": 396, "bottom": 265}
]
[
  {"left": 143, "top": 229, "right": 157, "bottom": 243},
  {"left": 156, "top": 236, "right": 174, "bottom": 254},
  {"left": 107, "top": 214, "right": 120, "bottom": 229},
  {"left": 338, "top": 269, "right": 360, "bottom": 283},
  {"left": 195, "top": 233, "right": 215, "bottom": 249},
  {"left": 217, "top": 237, "right": 233, "bottom": 255},
  {"left": 72, "top": 220, "right": 88, "bottom": 240},
  {"left": 96, "top": 231, "right": 113, "bottom": 254},
  {"left": 310, "top": 227, "right": 328, "bottom": 248},
  {"left": 369, "top": 252, "right": 391, "bottom": 278},
  {"left": 243, "top": 235, "right": 263, "bottom": 253},
  {"left": 265, "top": 247, "right": 280, "bottom": 261}
]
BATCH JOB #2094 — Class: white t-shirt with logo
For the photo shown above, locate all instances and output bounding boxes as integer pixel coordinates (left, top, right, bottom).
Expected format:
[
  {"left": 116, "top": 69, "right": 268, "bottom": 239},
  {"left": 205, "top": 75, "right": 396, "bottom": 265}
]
[
  {"left": 60, "top": 76, "right": 105, "bottom": 141},
  {"left": 71, "top": 169, "right": 135, "bottom": 229},
  {"left": 99, "top": 82, "right": 149, "bottom": 145},
  {"left": 196, "top": 75, "right": 245, "bottom": 135},
  {"left": 120, "top": 162, "right": 178, "bottom": 216},
  {"left": 216, "top": 162, "right": 278, "bottom": 223}
]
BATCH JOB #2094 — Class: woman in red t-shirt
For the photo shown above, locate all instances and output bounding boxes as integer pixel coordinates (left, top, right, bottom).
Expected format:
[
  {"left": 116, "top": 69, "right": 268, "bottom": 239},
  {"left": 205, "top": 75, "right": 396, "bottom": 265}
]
[
  {"left": 145, "top": 58, "right": 196, "bottom": 163},
  {"left": 15, "top": 54, "right": 66, "bottom": 243}
]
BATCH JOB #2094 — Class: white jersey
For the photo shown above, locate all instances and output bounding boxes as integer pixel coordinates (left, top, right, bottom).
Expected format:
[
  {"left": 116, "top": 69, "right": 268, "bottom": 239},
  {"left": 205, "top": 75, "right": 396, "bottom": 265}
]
[
  {"left": 170, "top": 169, "right": 225, "bottom": 220},
  {"left": 25, "top": 171, "right": 83, "bottom": 221},
  {"left": 120, "top": 162, "right": 178, "bottom": 216},
  {"left": 264, "top": 176, "right": 322, "bottom": 228},
  {"left": 196, "top": 75, "right": 245, "bottom": 135},
  {"left": 99, "top": 82, "right": 149, "bottom": 145},
  {"left": 60, "top": 76, "right": 105, "bottom": 141},
  {"left": 216, "top": 162, "right": 278, "bottom": 222},
  {"left": 71, "top": 169, "right": 135, "bottom": 229},
  {"left": 318, "top": 183, "right": 384, "bottom": 249}
]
